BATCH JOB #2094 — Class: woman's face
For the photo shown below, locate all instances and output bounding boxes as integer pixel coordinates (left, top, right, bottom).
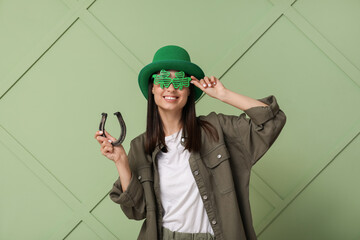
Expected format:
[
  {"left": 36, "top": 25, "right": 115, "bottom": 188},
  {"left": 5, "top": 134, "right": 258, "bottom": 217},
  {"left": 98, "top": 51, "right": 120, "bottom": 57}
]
[{"left": 151, "top": 70, "right": 190, "bottom": 114}]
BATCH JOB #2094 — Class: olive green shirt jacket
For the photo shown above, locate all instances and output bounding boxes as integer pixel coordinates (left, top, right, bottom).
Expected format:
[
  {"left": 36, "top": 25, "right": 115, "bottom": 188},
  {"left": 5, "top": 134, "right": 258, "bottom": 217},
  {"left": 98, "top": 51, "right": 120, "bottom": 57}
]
[{"left": 109, "top": 95, "right": 286, "bottom": 240}]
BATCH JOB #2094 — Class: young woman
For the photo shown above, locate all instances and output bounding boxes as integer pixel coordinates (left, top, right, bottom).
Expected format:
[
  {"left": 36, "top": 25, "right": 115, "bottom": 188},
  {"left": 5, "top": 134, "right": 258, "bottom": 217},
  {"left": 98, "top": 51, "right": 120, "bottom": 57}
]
[{"left": 94, "top": 45, "right": 286, "bottom": 240}]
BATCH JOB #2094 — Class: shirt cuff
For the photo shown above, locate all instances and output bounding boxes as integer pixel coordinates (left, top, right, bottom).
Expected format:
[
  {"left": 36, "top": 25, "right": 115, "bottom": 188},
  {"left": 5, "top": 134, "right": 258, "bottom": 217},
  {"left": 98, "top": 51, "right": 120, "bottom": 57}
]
[
  {"left": 109, "top": 173, "right": 143, "bottom": 207},
  {"left": 243, "top": 95, "right": 280, "bottom": 126}
]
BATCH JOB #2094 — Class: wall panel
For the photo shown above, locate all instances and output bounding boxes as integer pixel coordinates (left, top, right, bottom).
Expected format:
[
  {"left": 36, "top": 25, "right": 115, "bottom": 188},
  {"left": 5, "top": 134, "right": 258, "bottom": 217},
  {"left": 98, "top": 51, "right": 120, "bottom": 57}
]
[{"left": 0, "top": 0, "right": 359, "bottom": 239}]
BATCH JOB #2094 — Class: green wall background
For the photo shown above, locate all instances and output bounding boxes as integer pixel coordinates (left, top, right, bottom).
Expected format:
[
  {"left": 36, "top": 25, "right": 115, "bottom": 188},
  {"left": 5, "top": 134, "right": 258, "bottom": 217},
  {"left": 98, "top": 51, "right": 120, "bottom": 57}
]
[{"left": 1, "top": 0, "right": 359, "bottom": 239}]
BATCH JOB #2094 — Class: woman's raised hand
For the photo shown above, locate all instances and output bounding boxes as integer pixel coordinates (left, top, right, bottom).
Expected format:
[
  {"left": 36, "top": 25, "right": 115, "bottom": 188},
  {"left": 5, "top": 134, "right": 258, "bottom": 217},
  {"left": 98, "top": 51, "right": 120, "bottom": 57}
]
[
  {"left": 94, "top": 130, "right": 127, "bottom": 164},
  {"left": 190, "top": 75, "right": 226, "bottom": 99}
]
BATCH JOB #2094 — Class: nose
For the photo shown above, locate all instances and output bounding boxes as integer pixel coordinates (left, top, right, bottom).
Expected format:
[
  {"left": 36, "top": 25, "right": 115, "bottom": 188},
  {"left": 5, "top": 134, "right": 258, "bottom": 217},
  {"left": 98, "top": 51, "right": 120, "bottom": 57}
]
[{"left": 166, "top": 83, "right": 176, "bottom": 91}]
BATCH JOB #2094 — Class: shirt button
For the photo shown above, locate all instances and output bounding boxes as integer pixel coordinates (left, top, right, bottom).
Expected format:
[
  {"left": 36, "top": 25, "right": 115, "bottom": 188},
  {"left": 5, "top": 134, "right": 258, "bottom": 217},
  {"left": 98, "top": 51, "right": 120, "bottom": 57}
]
[
  {"left": 138, "top": 175, "right": 142, "bottom": 180},
  {"left": 194, "top": 170, "right": 199, "bottom": 176},
  {"left": 212, "top": 220, "right": 217, "bottom": 225},
  {"left": 217, "top": 154, "right": 222, "bottom": 159},
  {"left": 203, "top": 195, "right": 208, "bottom": 200},
  {"left": 181, "top": 138, "right": 185, "bottom": 143}
]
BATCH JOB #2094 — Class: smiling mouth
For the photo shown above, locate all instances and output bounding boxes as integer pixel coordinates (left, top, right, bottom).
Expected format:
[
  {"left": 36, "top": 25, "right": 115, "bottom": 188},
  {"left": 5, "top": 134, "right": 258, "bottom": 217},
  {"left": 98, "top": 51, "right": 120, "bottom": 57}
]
[{"left": 163, "top": 96, "right": 178, "bottom": 100}]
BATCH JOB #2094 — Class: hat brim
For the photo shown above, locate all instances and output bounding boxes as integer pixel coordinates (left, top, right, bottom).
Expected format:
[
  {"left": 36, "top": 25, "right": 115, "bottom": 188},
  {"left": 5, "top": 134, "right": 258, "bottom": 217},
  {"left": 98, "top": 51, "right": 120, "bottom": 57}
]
[{"left": 138, "top": 60, "right": 205, "bottom": 101}]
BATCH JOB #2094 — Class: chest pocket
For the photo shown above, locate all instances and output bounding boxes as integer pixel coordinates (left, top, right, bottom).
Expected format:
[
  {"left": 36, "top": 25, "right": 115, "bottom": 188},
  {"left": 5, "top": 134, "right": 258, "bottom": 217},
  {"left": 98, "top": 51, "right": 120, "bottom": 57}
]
[{"left": 203, "top": 144, "right": 234, "bottom": 194}]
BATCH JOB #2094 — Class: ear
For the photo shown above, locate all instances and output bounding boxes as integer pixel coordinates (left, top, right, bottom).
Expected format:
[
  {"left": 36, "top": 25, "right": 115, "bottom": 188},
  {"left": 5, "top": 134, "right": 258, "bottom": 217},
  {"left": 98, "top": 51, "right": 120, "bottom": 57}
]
[{"left": 152, "top": 86, "right": 155, "bottom": 95}]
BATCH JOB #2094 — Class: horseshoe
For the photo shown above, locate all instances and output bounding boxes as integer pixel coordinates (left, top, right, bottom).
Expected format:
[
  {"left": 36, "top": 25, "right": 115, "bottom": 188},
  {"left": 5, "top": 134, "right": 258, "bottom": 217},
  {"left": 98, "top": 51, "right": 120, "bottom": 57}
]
[{"left": 99, "top": 112, "right": 127, "bottom": 146}]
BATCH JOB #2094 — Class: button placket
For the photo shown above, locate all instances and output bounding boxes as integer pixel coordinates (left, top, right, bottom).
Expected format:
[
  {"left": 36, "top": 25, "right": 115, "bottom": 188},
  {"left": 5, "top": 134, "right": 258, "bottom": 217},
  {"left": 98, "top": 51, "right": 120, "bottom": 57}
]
[{"left": 189, "top": 153, "right": 218, "bottom": 236}]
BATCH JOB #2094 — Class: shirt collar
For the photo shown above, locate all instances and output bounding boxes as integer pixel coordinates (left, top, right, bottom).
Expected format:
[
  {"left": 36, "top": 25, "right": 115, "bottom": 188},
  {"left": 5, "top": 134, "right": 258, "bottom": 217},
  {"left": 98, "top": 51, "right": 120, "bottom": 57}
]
[{"left": 150, "top": 128, "right": 188, "bottom": 161}]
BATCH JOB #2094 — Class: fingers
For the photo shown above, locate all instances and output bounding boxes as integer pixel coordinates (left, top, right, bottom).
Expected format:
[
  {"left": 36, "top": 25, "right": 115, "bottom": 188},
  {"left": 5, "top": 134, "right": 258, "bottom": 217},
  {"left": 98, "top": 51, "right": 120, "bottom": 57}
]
[
  {"left": 95, "top": 131, "right": 105, "bottom": 143},
  {"left": 190, "top": 76, "right": 206, "bottom": 91},
  {"left": 203, "top": 76, "right": 212, "bottom": 88},
  {"left": 101, "top": 144, "right": 114, "bottom": 156},
  {"left": 191, "top": 75, "right": 218, "bottom": 90},
  {"left": 103, "top": 145, "right": 114, "bottom": 154},
  {"left": 94, "top": 133, "right": 113, "bottom": 154},
  {"left": 94, "top": 130, "right": 103, "bottom": 139},
  {"left": 94, "top": 130, "right": 117, "bottom": 142},
  {"left": 104, "top": 130, "right": 117, "bottom": 141},
  {"left": 95, "top": 131, "right": 114, "bottom": 155},
  {"left": 95, "top": 131, "right": 105, "bottom": 141},
  {"left": 210, "top": 76, "right": 217, "bottom": 86}
]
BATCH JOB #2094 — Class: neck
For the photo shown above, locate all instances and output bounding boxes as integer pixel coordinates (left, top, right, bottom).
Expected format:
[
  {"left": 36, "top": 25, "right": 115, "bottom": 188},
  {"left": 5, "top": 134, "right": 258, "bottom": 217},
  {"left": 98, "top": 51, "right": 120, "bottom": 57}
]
[{"left": 158, "top": 108, "right": 183, "bottom": 136}]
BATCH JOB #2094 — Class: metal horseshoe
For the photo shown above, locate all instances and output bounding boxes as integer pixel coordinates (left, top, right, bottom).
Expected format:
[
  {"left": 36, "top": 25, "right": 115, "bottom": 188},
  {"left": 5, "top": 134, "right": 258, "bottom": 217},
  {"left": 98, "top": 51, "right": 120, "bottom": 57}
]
[{"left": 99, "top": 112, "right": 127, "bottom": 146}]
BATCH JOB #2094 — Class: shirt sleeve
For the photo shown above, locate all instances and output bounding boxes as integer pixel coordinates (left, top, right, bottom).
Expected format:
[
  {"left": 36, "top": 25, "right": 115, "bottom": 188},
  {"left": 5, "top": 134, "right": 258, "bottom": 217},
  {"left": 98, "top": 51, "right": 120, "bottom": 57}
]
[
  {"left": 109, "top": 141, "right": 146, "bottom": 220},
  {"left": 217, "top": 95, "right": 286, "bottom": 165}
]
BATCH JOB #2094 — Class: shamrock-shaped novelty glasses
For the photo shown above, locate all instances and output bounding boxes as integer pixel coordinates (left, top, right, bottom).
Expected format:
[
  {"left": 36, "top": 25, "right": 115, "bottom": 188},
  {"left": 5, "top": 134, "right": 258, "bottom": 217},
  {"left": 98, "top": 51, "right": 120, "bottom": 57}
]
[{"left": 152, "top": 70, "right": 191, "bottom": 90}]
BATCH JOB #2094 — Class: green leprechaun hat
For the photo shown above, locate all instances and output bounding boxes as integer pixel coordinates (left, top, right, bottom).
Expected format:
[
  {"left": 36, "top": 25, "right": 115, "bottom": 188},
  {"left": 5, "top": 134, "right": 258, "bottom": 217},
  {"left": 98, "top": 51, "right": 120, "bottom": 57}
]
[{"left": 138, "top": 45, "right": 205, "bottom": 101}]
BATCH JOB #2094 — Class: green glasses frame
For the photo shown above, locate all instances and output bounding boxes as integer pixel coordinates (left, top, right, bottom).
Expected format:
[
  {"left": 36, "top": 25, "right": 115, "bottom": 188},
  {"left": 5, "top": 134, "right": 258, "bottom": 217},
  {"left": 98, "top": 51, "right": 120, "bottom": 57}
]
[{"left": 152, "top": 69, "right": 191, "bottom": 90}]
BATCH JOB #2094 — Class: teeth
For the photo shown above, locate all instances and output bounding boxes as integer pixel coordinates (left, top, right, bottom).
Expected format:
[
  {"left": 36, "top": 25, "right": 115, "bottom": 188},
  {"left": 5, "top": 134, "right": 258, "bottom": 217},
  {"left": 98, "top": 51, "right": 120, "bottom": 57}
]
[{"left": 164, "top": 97, "right": 176, "bottom": 100}]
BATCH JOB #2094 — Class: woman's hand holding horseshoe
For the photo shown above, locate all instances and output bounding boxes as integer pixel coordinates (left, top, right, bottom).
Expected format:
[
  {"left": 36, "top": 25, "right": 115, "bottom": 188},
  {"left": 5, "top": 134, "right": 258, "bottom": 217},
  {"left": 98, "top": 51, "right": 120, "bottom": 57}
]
[
  {"left": 94, "top": 130, "right": 131, "bottom": 191},
  {"left": 94, "top": 130, "right": 127, "bottom": 163}
]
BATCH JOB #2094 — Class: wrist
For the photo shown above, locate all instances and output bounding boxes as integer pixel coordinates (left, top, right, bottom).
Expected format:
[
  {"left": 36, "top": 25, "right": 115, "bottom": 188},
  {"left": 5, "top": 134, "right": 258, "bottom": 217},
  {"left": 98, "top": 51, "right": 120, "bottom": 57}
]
[
  {"left": 114, "top": 158, "right": 125, "bottom": 166},
  {"left": 216, "top": 88, "right": 230, "bottom": 102},
  {"left": 114, "top": 154, "right": 127, "bottom": 166}
]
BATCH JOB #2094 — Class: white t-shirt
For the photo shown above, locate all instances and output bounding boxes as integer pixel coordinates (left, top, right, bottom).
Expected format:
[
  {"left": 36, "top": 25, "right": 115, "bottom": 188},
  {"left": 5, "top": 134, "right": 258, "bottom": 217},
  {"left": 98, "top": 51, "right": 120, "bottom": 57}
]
[{"left": 156, "top": 129, "right": 214, "bottom": 234}]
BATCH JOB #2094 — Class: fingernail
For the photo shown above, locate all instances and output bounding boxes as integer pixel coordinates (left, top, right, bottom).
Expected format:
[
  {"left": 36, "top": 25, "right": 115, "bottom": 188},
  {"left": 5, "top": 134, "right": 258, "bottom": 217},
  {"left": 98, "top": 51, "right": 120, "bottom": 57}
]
[
  {"left": 99, "top": 131, "right": 103, "bottom": 134},
  {"left": 212, "top": 82, "right": 216, "bottom": 85},
  {"left": 208, "top": 84, "right": 211, "bottom": 87},
  {"left": 203, "top": 84, "right": 207, "bottom": 87},
  {"left": 108, "top": 139, "right": 112, "bottom": 143}
]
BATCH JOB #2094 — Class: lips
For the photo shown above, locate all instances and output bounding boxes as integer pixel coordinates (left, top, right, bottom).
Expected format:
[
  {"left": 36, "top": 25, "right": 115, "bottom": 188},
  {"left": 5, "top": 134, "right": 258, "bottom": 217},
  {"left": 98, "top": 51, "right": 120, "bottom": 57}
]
[
  {"left": 163, "top": 95, "right": 179, "bottom": 100},
  {"left": 164, "top": 96, "right": 177, "bottom": 100}
]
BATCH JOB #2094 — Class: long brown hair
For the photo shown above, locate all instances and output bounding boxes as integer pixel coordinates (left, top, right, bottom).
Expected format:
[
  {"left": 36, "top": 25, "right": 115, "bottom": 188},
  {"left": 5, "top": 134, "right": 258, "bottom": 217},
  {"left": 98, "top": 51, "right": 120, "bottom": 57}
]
[{"left": 145, "top": 79, "right": 219, "bottom": 154}]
